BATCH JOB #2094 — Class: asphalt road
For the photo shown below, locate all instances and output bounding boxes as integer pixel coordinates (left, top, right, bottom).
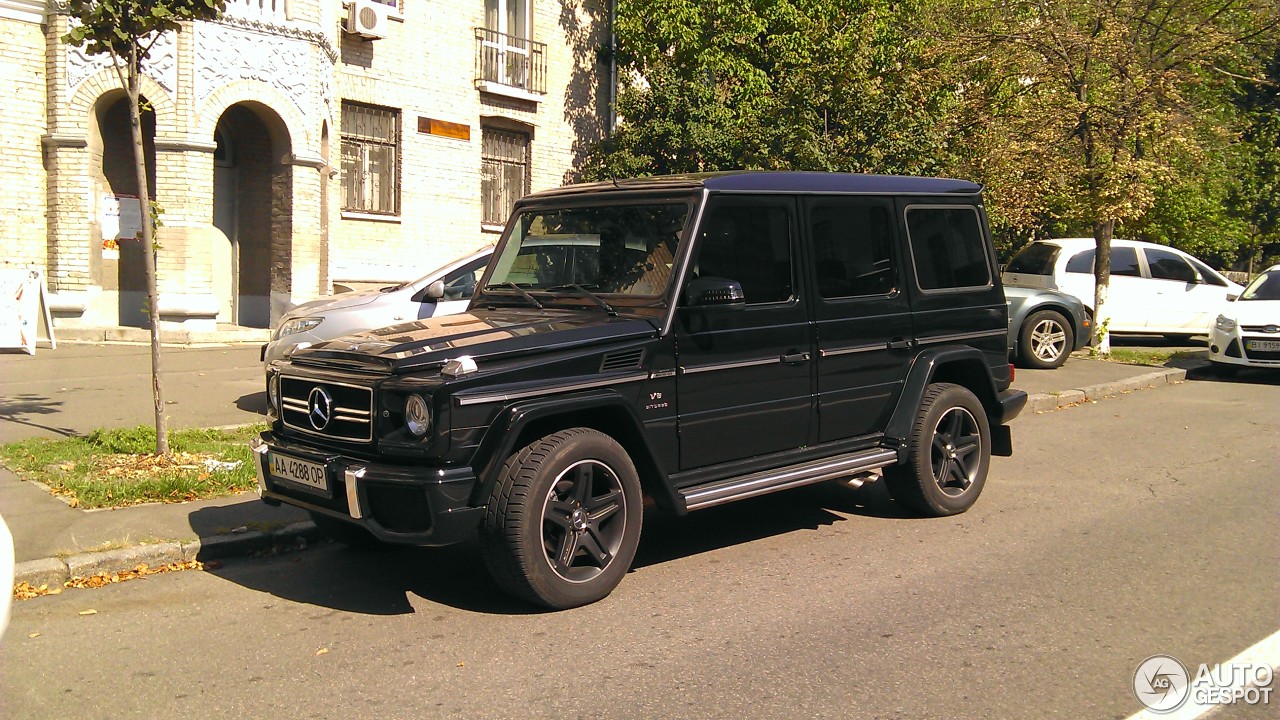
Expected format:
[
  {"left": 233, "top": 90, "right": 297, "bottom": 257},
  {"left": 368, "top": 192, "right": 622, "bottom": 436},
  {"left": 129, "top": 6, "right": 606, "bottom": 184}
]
[
  {"left": 0, "top": 343, "right": 266, "bottom": 443},
  {"left": 2, "top": 375, "right": 1276, "bottom": 719}
]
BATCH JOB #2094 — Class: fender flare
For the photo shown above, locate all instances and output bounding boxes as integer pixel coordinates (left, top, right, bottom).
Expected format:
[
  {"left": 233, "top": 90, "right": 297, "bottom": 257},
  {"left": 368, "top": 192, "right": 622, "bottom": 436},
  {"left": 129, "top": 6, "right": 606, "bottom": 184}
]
[
  {"left": 468, "top": 390, "right": 678, "bottom": 512},
  {"left": 884, "top": 346, "right": 1003, "bottom": 461}
]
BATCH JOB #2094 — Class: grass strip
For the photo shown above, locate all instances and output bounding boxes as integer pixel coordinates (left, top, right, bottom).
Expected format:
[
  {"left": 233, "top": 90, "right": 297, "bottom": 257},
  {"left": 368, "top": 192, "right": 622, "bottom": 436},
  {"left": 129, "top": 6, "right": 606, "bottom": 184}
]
[{"left": 0, "top": 424, "right": 267, "bottom": 509}]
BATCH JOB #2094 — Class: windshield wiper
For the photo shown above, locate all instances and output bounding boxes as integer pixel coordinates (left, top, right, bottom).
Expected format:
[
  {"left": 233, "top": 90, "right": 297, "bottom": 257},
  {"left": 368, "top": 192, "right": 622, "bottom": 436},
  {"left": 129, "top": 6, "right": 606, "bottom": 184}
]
[
  {"left": 550, "top": 284, "right": 617, "bottom": 316},
  {"left": 485, "top": 282, "right": 544, "bottom": 309}
]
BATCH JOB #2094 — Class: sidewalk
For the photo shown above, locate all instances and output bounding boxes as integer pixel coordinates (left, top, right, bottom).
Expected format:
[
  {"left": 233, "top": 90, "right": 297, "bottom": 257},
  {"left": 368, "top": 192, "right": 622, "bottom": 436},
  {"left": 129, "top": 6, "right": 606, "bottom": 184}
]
[{"left": 3, "top": 337, "right": 1192, "bottom": 590}]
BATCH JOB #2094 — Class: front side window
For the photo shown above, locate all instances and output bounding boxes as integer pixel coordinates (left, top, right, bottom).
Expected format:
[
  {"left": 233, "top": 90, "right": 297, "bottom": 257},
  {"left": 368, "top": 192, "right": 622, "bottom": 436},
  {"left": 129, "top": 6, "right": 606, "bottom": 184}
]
[
  {"left": 1145, "top": 248, "right": 1197, "bottom": 283},
  {"left": 341, "top": 102, "right": 399, "bottom": 214},
  {"left": 906, "top": 206, "right": 991, "bottom": 291},
  {"left": 481, "top": 127, "right": 530, "bottom": 226},
  {"left": 808, "top": 198, "right": 896, "bottom": 299},
  {"left": 483, "top": 201, "right": 689, "bottom": 303},
  {"left": 691, "top": 199, "right": 794, "bottom": 305}
]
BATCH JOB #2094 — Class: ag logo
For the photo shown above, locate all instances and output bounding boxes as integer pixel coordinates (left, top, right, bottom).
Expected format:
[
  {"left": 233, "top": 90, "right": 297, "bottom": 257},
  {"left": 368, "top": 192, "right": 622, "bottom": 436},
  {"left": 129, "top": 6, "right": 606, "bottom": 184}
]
[{"left": 1134, "top": 654, "right": 1190, "bottom": 712}]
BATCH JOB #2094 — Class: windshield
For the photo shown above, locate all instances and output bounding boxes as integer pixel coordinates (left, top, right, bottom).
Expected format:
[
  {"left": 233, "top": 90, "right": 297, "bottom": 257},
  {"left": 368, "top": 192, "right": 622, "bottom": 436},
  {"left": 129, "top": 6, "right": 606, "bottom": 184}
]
[
  {"left": 1240, "top": 269, "right": 1280, "bottom": 301},
  {"left": 482, "top": 201, "right": 690, "bottom": 304}
]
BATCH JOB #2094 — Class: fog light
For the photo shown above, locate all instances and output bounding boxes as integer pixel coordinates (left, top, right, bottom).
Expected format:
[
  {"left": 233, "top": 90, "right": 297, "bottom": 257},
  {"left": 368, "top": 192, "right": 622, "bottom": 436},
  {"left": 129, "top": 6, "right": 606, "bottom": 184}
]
[{"left": 267, "top": 373, "right": 280, "bottom": 410}]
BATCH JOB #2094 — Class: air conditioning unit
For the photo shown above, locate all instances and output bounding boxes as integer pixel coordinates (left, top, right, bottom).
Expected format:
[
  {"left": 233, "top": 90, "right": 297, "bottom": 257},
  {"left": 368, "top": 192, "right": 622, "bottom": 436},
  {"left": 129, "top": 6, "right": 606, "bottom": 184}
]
[{"left": 344, "top": 0, "right": 391, "bottom": 40}]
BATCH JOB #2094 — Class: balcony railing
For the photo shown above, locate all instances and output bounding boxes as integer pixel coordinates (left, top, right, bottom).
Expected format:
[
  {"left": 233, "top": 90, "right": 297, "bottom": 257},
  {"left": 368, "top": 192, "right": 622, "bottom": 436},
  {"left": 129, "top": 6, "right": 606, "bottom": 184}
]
[{"left": 475, "top": 28, "right": 546, "bottom": 96}]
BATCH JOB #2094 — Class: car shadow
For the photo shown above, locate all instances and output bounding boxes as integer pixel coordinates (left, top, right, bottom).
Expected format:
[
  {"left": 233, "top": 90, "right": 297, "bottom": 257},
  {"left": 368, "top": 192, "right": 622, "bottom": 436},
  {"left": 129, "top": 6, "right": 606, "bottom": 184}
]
[
  {"left": 1180, "top": 361, "right": 1280, "bottom": 386},
  {"left": 235, "top": 391, "right": 268, "bottom": 415},
  {"left": 197, "top": 480, "right": 915, "bottom": 616}
]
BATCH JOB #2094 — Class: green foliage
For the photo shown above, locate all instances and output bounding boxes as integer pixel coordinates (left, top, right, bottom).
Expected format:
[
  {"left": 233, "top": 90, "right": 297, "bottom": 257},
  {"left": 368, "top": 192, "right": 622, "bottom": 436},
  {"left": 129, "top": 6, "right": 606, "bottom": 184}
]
[
  {"left": 583, "top": 0, "right": 959, "bottom": 179},
  {"left": 62, "top": 0, "right": 224, "bottom": 61}
]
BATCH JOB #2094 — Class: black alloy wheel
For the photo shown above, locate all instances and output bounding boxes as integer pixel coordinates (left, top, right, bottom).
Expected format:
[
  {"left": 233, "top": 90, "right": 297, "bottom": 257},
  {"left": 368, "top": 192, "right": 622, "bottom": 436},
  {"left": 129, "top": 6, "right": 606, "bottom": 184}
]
[
  {"left": 481, "top": 428, "right": 642, "bottom": 609},
  {"left": 884, "top": 382, "right": 991, "bottom": 517}
]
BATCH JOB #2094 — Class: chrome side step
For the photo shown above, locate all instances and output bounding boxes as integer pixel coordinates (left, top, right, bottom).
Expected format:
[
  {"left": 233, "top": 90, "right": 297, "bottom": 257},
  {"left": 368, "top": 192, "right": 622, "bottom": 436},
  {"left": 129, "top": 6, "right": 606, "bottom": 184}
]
[{"left": 679, "top": 448, "right": 898, "bottom": 512}]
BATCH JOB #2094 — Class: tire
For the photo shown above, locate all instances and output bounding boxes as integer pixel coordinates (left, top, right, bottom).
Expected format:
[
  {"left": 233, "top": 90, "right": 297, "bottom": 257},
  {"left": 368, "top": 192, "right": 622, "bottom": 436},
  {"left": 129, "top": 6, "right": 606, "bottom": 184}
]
[
  {"left": 308, "top": 511, "right": 382, "bottom": 549},
  {"left": 480, "top": 428, "right": 643, "bottom": 610},
  {"left": 883, "top": 383, "right": 991, "bottom": 517},
  {"left": 1017, "top": 310, "right": 1073, "bottom": 369}
]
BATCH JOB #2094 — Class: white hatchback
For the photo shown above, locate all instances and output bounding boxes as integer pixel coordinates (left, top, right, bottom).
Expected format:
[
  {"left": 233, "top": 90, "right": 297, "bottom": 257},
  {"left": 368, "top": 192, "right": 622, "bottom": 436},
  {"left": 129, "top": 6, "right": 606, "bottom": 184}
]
[
  {"left": 1208, "top": 264, "right": 1280, "bottom": 372},
  {"left": 1002, "top": 238, "right": 1243, "bottom": 338}
]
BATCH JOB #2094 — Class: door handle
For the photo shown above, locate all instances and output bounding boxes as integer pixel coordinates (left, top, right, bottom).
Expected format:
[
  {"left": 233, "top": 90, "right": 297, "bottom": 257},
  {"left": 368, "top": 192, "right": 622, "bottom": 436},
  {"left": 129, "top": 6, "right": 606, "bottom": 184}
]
[
  {"left": 782, "top": 351, "right": 810, "bottom": 364},
  {"left": 887, "top": 338, "right": 913, "bottom": 350}
]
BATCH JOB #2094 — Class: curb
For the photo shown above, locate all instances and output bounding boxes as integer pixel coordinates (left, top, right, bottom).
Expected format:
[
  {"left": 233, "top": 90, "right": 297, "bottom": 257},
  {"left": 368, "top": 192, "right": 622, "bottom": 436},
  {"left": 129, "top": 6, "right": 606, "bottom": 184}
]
[
  {"left": 11, "top": 365, "right": 1191, "bottom": 594},
  {"left": 1024, "top": 366, "right": 1187, "bottom": 414},
  {"left": 13, "top": 521, "right": 325, "bottom": 589}
]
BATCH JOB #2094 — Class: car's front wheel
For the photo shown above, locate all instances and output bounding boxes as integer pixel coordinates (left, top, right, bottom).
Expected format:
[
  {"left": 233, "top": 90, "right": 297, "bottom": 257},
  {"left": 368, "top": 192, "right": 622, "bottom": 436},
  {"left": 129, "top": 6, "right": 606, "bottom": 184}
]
[
  {"left": 481, "top": 428, "right": 643, "bottom": 610},
  {"left": 1017, "top": 309, "right": 1073, "bottom": 369},
  {"left": 884, "top": 383, "right": 991, "bottom": 516}
]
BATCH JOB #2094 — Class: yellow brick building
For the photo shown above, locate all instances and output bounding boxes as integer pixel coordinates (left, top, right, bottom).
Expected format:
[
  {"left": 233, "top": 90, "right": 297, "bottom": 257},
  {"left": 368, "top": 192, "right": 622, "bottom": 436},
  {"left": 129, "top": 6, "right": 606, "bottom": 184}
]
[{"left": 0, "top": 0, "right": 610, "bottom": 331}]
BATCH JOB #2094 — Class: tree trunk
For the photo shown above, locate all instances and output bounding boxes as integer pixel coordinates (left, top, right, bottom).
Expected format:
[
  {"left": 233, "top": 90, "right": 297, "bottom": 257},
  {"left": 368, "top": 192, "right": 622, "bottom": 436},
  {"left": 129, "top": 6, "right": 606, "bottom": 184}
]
[
  {"left": 127, "top": 60, "right": 169, "bottom": 456},
  {"left": 1092, "top": 219, "right": 1114, "bottom": 356}
]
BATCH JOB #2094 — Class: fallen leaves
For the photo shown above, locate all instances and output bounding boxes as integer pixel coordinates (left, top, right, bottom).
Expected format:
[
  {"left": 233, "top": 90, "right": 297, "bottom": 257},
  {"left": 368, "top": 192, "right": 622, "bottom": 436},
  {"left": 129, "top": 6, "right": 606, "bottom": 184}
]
[
  {"left": 78, "top": 609, "right": 97, "bottom": 616},
  {"left": 12, "top": 560, "right": 207, "bottom": 601}
]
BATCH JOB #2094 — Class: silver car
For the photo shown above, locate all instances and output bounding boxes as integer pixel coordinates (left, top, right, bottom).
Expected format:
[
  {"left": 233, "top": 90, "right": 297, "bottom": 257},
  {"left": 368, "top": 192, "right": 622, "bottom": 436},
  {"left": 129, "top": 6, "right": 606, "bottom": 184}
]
[
  {"left": 261, "top": 245, "right": 493, "bottom": 373},
  {"left": 1004, "top": 284, "right": 1092, "bottom": 369}
]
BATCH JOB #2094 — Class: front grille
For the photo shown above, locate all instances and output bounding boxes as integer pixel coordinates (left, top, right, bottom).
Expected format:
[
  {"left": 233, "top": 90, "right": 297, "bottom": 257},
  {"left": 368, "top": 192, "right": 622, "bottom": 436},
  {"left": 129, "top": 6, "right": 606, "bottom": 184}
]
[
  {"left": 1241, "top": 347, "right": 1280, "bottom": 362},
  {"left": 1241, "top": 325, "right": 1280, "bottom": 333},
  {"left": 281, "top": 377, "right": 374, "bottom": 442}
]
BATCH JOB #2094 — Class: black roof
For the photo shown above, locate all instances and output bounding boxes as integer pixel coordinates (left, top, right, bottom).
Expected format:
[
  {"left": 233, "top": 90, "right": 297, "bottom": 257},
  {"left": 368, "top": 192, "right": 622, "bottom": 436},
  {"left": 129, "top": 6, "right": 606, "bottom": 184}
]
[{"left": 522, "top": 171, "right": 982, "bottom": 202}]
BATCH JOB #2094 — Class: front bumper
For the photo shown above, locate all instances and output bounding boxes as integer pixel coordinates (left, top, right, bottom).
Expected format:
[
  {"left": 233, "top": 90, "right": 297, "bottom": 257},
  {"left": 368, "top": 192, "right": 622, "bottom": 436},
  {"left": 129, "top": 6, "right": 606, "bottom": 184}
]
[
  {"left": 250, "top": 433, "right": 483, "bottom": 546},
  {"left": 1208, "top": 326, "right": 1280, "bottom": 368}
]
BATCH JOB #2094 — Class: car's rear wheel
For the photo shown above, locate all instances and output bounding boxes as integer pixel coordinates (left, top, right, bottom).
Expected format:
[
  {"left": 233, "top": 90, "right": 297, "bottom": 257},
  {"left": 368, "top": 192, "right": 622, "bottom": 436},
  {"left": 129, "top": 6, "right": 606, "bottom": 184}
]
[
  {"left": 884, "top": 383, "right": 990, "bottom": 517},
  {"left": 481, "top": 428, "right": 642, "bottom": 610},
  {"left": 1017, "top": 309, "right": 1073, "bottom": 369}
]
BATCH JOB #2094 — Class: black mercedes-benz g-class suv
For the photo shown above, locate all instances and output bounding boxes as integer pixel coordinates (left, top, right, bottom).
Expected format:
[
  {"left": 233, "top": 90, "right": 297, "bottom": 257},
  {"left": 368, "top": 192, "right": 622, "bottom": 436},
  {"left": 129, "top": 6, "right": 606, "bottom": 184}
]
[{"left": 253, "top": 172, "right": 1027, "bottom": 609}]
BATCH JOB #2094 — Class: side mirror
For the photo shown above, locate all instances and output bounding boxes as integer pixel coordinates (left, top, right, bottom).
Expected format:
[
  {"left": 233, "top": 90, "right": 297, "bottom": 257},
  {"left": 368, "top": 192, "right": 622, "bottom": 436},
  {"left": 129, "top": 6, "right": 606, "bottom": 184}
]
[
  {"left": 685, "top": 277, "right": 745, "bottom": 308},
  {"left": 415, "top": 280, "right": 445, "bottom": 302}
]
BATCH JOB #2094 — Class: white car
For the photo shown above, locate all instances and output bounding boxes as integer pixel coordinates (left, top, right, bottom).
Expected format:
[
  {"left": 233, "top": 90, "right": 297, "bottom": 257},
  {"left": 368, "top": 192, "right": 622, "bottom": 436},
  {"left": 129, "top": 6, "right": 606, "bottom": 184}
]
[
  {"left": 1208, "top": 264, "right": 1280, "bottom": 372},
  {"left": 1002, "top": 238, "right": 1243, "bottom": 338},
  {"left": 262, "top": 245, "right": 493, "bottom": 371}
]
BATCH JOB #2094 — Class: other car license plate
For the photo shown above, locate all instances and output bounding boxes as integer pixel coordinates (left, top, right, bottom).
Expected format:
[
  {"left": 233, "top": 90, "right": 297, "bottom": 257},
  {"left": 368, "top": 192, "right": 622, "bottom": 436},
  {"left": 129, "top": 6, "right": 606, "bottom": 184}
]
[
  {"left": 268, "top": 452, "right": 328, "bottom": 493},
  {"left": 1246, "top": 339, "right": 1280, "bottom": 352}
]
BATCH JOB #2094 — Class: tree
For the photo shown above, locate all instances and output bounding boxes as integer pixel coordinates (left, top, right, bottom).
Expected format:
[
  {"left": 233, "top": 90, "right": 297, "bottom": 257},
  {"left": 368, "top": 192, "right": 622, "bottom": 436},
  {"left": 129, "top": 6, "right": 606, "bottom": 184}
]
[
  {"left": 582, "top": 1, "right": 960, "bottom": 180},
  {"left": 945, "top": 0, "right": 1279, "bottom": 353},
  {"left": 1228, "top": 48, "right": 1280, "bottom": 274},
  {"left": 63, "top": 0, "right": 225, "bottom": 454}
]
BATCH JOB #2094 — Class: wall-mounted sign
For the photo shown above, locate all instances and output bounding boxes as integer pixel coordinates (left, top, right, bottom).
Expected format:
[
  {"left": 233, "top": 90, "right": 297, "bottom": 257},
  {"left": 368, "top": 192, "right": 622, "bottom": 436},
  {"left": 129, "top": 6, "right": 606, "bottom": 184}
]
[
  {"left": 0, "top": 267, "right": 56, "bottom": 354},
  {"left": 101, "top": 193, "right": 142, "bottom": 260},
  {"left": 418, "top": 117, "right": 471, "bottom": 141}
]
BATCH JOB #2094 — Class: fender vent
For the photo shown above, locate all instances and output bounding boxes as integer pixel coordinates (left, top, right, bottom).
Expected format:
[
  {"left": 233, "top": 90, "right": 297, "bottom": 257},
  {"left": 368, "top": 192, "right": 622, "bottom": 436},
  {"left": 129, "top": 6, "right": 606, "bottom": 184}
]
[{"left": 600, "top": 348, "right": 644, "bottom": 372}]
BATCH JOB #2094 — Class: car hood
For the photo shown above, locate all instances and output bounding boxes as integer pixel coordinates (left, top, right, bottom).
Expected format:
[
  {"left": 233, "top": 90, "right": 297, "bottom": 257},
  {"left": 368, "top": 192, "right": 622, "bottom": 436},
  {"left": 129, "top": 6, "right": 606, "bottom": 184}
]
[
  {"left": 288, "top": 308, "right": 660, "bottom": 374},
  {"left": 284, "top": 286, "right": 402, "bottom": 317},
  {"left": 1224, "top": 299, "right": 1280, "bottom": 325}
]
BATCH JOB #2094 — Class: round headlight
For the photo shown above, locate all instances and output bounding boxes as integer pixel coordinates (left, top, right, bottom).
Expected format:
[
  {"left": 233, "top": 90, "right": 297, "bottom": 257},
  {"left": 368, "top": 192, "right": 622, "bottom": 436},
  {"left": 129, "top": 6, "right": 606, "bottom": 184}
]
[
  {"left": 405, "top": 395, "right": 431, "bottom": 437},
  {"left": 268, "top": 373, "right": 280, "bottom": 410}
]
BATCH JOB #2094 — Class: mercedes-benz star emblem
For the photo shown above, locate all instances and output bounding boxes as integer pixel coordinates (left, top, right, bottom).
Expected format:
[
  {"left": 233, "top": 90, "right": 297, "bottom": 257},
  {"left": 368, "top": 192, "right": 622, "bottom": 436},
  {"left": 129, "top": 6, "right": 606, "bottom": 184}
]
[{"left": 308, "top": 387, "right": 333, "bottom": 430}]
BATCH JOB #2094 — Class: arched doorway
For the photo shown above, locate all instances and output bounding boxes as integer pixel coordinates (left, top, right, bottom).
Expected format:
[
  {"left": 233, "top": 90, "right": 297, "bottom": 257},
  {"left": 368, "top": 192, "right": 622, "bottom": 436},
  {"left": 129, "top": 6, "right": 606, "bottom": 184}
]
[
  {"left": 96, "top": 92, "right": 157, "bottom": 327},
  {"left": 212, "top": 103, "right": 292, "bottom": 328}
]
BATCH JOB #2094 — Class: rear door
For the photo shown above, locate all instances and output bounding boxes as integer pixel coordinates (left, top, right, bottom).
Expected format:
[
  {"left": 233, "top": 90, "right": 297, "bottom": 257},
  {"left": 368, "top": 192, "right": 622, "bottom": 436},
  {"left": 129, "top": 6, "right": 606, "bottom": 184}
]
[
  {"left": 674, "top": 195, "right": 814, "bottom": 470},
  {"left": 804, "top": 195, "right": 913, "bottom": 441}
]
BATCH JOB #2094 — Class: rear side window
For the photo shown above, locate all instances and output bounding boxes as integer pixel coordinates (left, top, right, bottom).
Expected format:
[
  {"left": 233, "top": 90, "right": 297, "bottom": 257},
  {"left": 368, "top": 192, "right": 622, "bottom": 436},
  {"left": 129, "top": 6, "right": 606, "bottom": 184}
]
[
  {"left": 906, "top": 206, "right": 991, "bottom": 291},
  {"left": 808, "top": 199, "right": 897, "bottom": 298},
  {"left": 1145, "top": 248, "right": 1196, "bottom": 283},
  {"left": 1005, "top": 243, "right": 1059, "bottom": 275},
  {"left": 1065, "top": 246, "right": 1141, "bottom": 277}
]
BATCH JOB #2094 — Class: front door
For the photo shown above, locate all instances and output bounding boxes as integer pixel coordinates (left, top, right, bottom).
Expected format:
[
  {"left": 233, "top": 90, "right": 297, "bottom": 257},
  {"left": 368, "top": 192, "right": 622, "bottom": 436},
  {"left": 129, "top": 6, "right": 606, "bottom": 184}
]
[
  {"left": 212, "top": 158, "right": 238, "bottom": 323},
  {"left": 674, "top": 195, "right": 813, "bottom": 470}
]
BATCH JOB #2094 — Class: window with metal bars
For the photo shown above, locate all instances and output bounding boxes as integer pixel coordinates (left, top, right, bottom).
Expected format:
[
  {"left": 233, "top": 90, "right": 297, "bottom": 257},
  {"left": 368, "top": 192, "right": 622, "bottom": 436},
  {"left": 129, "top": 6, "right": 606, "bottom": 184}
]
[
  {"left": 481, "top": 127, "right": 530, "bottom": 226},
  {"left": 341, "top": 102, "right": 400, "bottom": 215}
]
